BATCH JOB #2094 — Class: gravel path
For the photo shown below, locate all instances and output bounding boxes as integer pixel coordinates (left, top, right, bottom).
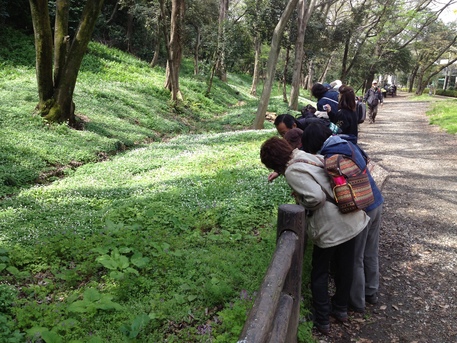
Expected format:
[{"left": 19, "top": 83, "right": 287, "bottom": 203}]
[{"left": 317, "top": 93, "right": 457, "bottom": 342}]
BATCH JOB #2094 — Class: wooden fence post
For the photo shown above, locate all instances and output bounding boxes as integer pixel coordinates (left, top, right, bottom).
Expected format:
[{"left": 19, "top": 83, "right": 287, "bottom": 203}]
[
  {"left": 276, "top": 204, "right": 305, "bottom": 343},
  {"left": 238, "top": 204, "right": 305, "bottom": 343}
]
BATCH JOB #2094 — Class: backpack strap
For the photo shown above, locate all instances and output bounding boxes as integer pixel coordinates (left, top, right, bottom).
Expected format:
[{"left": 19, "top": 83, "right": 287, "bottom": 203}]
[
  {"left": 287, "top": 158, "right": 337, "bottom": 205},
  {"left": 347, "top": 142, "right": 368, "bottom": 173},
  {"left": 321, "top": 96, "right": 338, "bottom": 104}
]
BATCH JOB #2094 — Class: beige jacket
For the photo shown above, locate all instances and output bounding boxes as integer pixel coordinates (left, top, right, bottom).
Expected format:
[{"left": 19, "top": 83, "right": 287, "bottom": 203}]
[{"left": 284, "top": 149, "right": 369, "bottom": 248}]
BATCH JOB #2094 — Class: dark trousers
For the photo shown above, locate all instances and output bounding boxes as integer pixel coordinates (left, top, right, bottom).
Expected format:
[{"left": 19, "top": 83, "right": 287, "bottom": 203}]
[{"left": 311, "top": 236, "right": 357, "bottom": 324}]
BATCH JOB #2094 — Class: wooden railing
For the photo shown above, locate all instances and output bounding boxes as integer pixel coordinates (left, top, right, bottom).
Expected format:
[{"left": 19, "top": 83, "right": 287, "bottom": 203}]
[{"left": 237, "top": 204, "right": 307, "bottom": 343}]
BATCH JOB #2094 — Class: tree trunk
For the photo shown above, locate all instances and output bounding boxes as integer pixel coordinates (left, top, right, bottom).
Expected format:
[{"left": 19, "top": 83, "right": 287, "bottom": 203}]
[
  {"left": 306, "top": 59, "right": 313, "bottom": 89},
  {"left": 282, "top": 46, "right": 290, "bottom": 103},
  {"left": 193, "top": 26, "right": 201, "bottom": 75},
  {"left": 289, "top": 0, "right": 314, "bottom": 110},
  {"left": 319, "top": 52, "right": 333, "bottom": 83},
  {"left": 126, "top": 12, "right": 134, "bottom": 53},
  {"left": 168, "top": 0, "right": 185, "bottom": 101},
  {"left": 339, "top": 32, "right": 351, "bottom": 82},
  {"left": 408, "top": 65, "right": 419, "bottom": 93},
  {"left": 53, "top": 0, "right": 70, "bottom": 88},
  {"left": 206, "top": 57, "right": 217, "bottom": 96},
  {"left": 160, "top": 0, "right": 172, "bottom": 90},
  {"left": 415, "top": 73, "right": 427, "bottom": 95},
  {"left": 29, "top": 0, "right": 54, "bottom": 106},
  {"left": 150, "top": 16, "right": 161, "bottom": 67},
  {"left": 215, "top": 0, "right": 229, "bottom": 81},
  {"left": 163, "top": 0, "right": 185, "bottom": 101},
  {"left": 250, "top": 33, "right": 261, "bottom": 96},
  {"left": 253, "top": 0, "right": 300, "bottom": 129},
  {"left": 29, "top": 0, "right": 105, "bottom": 126}
]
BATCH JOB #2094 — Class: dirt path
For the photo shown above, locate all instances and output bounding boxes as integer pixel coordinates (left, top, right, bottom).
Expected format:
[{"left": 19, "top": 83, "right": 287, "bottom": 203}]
[{"left": 317, "top": 92, "right": 457, "bottom": 342}]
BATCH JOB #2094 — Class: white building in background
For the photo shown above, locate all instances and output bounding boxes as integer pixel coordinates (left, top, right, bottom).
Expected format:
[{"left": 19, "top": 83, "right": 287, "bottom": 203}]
[{"left": 438, "top": 58, "right": 457, "bottom": 89}]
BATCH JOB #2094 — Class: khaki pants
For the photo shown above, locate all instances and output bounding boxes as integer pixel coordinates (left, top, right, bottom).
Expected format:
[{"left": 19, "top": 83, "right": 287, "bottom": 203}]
[{"left": 367, "top": 105, "right": 378, "bottom": 123}]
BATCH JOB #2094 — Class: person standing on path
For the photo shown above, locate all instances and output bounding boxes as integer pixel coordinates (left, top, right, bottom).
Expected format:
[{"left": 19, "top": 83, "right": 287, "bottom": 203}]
[
  {"left": 322, "top": 85, "right": 359, "bottom": 143},
  {"left": 363, "top": 80, "right": 383, "bottom": 124}
]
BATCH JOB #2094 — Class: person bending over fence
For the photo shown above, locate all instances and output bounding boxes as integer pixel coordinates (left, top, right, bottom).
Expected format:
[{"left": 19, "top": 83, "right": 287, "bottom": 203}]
[{"left": 260, "top": 136, "right": 369, "bottom": 335}]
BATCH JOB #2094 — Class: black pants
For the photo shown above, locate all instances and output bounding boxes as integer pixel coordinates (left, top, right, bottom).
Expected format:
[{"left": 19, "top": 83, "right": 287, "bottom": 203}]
[{"left": 311, "top": 236, "right": 357, "bottom": 324}]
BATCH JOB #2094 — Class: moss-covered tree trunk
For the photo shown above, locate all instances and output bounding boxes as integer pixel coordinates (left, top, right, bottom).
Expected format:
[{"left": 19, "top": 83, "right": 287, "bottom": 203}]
[{"left": 29, "top": 0, "right": 105, "bottom": 126}]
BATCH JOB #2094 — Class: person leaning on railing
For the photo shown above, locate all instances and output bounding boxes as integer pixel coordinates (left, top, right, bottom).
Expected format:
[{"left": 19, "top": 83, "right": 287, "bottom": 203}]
[{"left": 260, "top": 135, "right": 369, "bottom": 335}]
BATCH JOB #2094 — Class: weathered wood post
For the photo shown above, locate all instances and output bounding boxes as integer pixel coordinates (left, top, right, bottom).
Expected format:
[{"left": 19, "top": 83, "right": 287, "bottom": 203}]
[
  {"left": 238, "top": 204, "right": 305, "bottom": 343},
  {"left": 275, "top": 204, "right": 305, "bottom": 343}
]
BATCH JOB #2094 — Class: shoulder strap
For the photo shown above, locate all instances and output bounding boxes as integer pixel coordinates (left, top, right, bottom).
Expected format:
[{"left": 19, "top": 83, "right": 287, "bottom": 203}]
[
  {"left": 347, "top": 142, "right": 368, "bottom": 172},
  {"left": 290, "top": 158, "right": 323, "bottom": 168},
  {"left": 287, "top": 158, "right": 336, "bottom": 205},
  {"left": 321, "top": 96, "right": 338, "bottom": 104}
]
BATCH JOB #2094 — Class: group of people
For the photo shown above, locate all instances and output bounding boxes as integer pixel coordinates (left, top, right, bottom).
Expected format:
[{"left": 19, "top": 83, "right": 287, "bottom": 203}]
[{"left": 260, "top": 81, "right": 385, "bottom": 335}]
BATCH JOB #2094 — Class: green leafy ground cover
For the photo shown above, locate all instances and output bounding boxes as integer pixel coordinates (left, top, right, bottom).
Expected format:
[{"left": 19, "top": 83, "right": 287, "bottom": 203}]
[{"left": 0, "top": 29, "right": 315, "bottom": 342}]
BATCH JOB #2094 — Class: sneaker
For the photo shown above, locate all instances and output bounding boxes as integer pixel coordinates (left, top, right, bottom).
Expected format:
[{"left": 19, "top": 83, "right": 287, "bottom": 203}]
[
  {"left": 330, "top": 309, "right": 348, "bottom": 322},
  {"left": 348, "top": 304, "right": 365, "bottom": 314},
  {"left": 365, "top": 294, "right": 378, "bottom": 305},
  {"left": 314, "top": 322, "right": 330, "bottom": 335}
]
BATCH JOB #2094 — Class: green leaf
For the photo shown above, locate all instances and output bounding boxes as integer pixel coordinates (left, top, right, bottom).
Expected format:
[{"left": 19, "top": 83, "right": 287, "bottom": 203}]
[
  {"left": 124, "top": 267, "right": 139, "bottom": 276},
  {"left": 130, "top": 252, "right": 149, "bottom": 268},
  {"left": 171, "top": 250, "right": 183, "bottom": 257},
  {"left": 95, "top": 295, "right": 123, "bottom": 311},
  {"left": 84, "top": 288, "right": 102, "bottom": 302},
  {"left": 188, "top": 294, "right": 197, "bottom": 302},
  {"left": 109, "top": 271, "right": 125, "bottom": 280},
  {"left": 54, "top": 318, "right": 79, "bottom": 331},
  {"left": 0, "top": 255, "right": 9, "bottom": 262},
  {"left": 96, "top": 255, "right": 118, "bottom": 270},
  {"left": 118, "top": 246, "right": 133, "bottom": 254},
  {"left": 27, "top": 326, "right": 49, "bottom": 337},
  {"left": 117, "top": 255, "right": 130, "bottom": 269},
  {"left": 91, "top": 247, "right": 110, "bottom": 254},
  {"left": 174, "top": 294, "right": 185, "bottom": 304},
  {"left": 0, "top": 263, "right": 6, "bottom": 272},
  {"left": 129, "top": 313, "right": 151, "bottom": 338},
  {"left": 6, "top": 266, "right": 19, "bottom": 275},
  {"left": 180, "top": 284, "right": 192, "bottom": 291},
  {"left": 41, "top": 330, "right": 63, "bottom": 343},
  {"left": 68, "top": 300, "right": 90, "bottom": 313}
]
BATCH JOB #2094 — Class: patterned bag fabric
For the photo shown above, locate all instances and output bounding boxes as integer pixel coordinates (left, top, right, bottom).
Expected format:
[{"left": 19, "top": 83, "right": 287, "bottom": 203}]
[{"left": 324, "top": 153, "right": 375, "bottom": 213}]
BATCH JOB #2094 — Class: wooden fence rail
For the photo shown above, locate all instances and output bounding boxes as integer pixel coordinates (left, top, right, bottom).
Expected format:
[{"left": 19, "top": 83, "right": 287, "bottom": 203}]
[{"left": 237, "top": 204, "right": 307, "bottom": 343}]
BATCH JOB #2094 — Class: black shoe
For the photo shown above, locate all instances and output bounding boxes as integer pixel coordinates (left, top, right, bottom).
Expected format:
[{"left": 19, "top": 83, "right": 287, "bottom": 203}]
[
  {"left": 348, "top": 304, "right": 365, "bottom": 313},
  {"left": 314, "top": 322, "right": 330, "bottom": 335},
  {"left": 330, "top": 309, "right": 348, "bottom": 322},
  {"left": 365, "top": 294, "right": 378, "bottom": 305}
]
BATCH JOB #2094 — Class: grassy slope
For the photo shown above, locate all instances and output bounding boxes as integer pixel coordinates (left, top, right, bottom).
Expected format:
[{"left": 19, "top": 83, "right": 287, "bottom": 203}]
[
  {"left": 0, "top": 28, "right": 314, "bottom": 342},
  {"left": 1, "top": 28, "right": 313, "bottom": 199}
]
